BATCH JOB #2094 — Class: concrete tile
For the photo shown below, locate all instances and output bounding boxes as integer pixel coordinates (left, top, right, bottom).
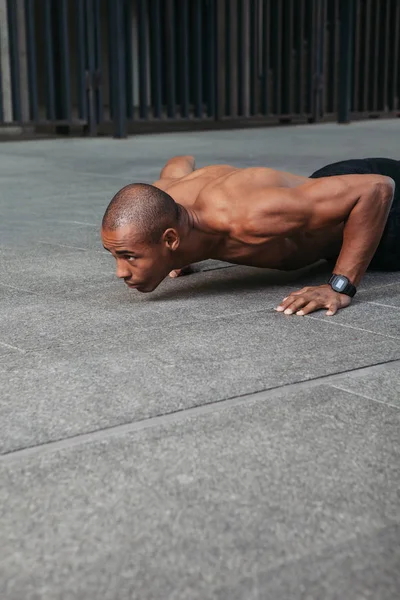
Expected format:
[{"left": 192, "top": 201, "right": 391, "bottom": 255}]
[
  {"left": 358, "top": 282, "right": 400, "bottom": 308},
  {"left": 0, "top": 243, "right": 114, "bottom": 294},
  {"left": 0, "top": 343, "right": 23, "bottom": 360},
  {"left": 0, "top": 261, "right": 333, "bottom": 352},
  {"left": 309, "top": 297, "right": 400, "bottom": 339},
  {"left": 331, "top": 362, "right": 400, "bottom": 408},
  {"left": 253, "top": 525, "right": 400, "bottom": 600},
  {"left": 0, "top": 284, "right": 38, "bottom": 302},
  {"left": 0, "top": 217, "right": 105, "bottom": 249},
  {"left": 1, "top": 302, "right": 399, "bottom": 452},
  {"left": 1, "top": 385, "right": 399, "bottom": 599}
]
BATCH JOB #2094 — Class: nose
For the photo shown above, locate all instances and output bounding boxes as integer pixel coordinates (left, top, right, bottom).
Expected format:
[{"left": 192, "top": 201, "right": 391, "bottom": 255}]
[{"left": 116, "top": 260, "right": 131, "bottom": 280}]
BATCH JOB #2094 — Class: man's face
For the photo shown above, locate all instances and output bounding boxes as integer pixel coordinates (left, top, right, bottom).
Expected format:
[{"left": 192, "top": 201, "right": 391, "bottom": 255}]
[{"left": 101, "top": 225, "right": 175, "bottom": 293}]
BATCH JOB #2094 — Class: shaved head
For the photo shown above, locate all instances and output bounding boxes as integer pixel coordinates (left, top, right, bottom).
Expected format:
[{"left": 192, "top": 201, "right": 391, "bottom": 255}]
[{"left": 102, "top": 183, "right": 181, "bottom": 243}]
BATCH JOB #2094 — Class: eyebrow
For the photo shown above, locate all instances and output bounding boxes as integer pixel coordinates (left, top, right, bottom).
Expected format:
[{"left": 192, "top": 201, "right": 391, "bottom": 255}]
[{"left": 103, "top": 246, "right": 135, "bottom": 255}]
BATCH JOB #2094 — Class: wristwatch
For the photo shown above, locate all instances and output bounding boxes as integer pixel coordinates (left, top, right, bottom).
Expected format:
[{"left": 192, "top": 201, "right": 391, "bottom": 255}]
[{"left": 328, "top": 273, "right": 357, "bottom": 297}]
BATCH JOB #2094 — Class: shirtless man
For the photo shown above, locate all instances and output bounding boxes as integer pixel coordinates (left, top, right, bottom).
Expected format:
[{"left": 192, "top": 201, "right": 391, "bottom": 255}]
[{"left": 101, "top": 156, "right": 399, "bottom": 316}]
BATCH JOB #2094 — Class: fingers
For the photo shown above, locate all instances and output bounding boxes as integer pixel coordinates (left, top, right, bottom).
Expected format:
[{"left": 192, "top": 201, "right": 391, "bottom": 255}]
[
  {"left": 276, "top": 295, "right": 308, "bottom": 314},
  {"left": 276, "top": 296, "right": 339, "bottom": 316},
  {"left": 169, "top": 265, "right": 194, "bottom": 278},
  {"left": 326, "top": 303, "right": 339, "bottom": 316},
  {"left": 279, "top": 296, "right": 312, "bottom": 315},
  {"left": 276, "top": 285, "right": 348, "bottom": 317}
]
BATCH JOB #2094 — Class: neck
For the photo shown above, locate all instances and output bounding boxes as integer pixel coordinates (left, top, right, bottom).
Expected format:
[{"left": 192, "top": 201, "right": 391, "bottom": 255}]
[{"left": 173, "top": 205, "right": 221, "bottom": 267}]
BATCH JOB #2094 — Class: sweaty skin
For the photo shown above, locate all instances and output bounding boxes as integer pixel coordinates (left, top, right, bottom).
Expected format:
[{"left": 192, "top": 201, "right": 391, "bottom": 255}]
[{"left": 102, "top": 155, "right": 395, "bottom": 316}]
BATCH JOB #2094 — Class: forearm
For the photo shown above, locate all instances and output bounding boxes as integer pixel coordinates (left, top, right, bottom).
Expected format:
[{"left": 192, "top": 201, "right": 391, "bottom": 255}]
[{"left": 333, "top": 177, "right": 395, "bottom": 285}]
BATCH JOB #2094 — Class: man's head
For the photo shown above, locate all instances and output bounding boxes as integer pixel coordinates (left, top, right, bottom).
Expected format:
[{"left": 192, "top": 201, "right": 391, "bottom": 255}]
[{"left": 101, "top": 183, "right": 183, "bottom": 292}]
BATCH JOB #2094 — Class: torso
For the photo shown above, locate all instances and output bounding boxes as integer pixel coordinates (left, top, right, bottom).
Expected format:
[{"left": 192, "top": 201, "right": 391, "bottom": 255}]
[{"left": 154, "top": 165, "right": 344, "bottom": 270}]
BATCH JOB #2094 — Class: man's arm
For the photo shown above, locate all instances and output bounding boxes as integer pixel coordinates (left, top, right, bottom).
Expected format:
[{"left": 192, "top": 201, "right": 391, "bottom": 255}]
[
  {"left": 243, "top": 174, "right": 395, "bottom": 286},
  {"left": 159, "top": 155, "right": 195, "bottom": 180}
]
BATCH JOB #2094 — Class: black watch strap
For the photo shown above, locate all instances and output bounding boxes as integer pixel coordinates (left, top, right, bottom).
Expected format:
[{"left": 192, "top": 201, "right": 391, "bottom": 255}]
[{"left": 328, "top": 274, "right": 357, "bottom": 297}]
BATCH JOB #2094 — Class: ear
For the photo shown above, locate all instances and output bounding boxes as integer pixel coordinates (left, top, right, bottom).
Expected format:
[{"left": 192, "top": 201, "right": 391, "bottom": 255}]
[{"left": 162, "top": 228, "right": 180, "bottom": 251}]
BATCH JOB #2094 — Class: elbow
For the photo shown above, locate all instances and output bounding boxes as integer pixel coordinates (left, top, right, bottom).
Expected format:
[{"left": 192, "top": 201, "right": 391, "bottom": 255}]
[{"left": 376, "top": 176, "right": 395, "bottom": 203}]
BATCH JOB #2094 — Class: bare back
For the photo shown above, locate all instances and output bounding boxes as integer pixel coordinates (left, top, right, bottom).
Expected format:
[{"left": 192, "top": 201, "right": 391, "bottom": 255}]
[
  {"left": 154, "top": 164, "right": 308, "bottom": 206},
  {"left": 153, "top": 164, "right": 343, "bottom": 270}
]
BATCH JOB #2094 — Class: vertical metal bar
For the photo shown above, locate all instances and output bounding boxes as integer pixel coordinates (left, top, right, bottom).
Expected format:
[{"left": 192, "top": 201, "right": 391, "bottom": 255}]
[
  {"left": 282, "top": 0, "right": 294, "bottom": 115},
  {"left": 0, "top": 79, "right": 3, "bottom": 123},
  {"left": 352, "top": 0, "right": 361, "bottom": 112},
  {"left": 262, "top": 0, "right": 270, "bottom": 116},
  {"left": 372, "top": 0, "right": 380, "bottom": 111},
  {"left": 271, "top": 0, "right": 282, "bottom": 115},
  {"left": 332, "top": 0, "right": 340, "bottom": 115},
  {"left": 237, "top": 0, "right": 244, "bottom": 115},
  {"left": 312, "top": 0, "right": 326, "bottom": 122},
  {"left": 123, "top": 0, "right": 133, "bottom": 120},
  {"left": 109, "top": 0, "right": 127, "bottom": 137},
  {"left": 338, "top": 0, "right": 354, "bottom": 122},
  {"left": 181, "top": 0, "right": 190, "bottom": 118},
  {"left": 6, "top": 0, "right": 21, "bottom": 121},
  {"left": 75, "top": 0, "right": 86, "bottom": 121},
  {"left": 137, "top": 0, "right": 148, "bottom": 119},
  {"left": 0, "top": 46, "right": 3, "bottom": 121},
  {"left": 150, "top": 0, "right": 162, "bottom": 118},
  {"left": 93, "top": 0, "right": 103, "bottom": 123},
  {"left": 85, "top": 0, "right": 97, "bottom": 134},
  {"left": 216, "top": 0, "right": 226, "bottom": 119},
  {"left": 305, "top": 0, "right": 314, "bottom": 115},
  {"left": 206, "top": 0, "right": 216, "bottom": 117},
  {"left": 393, "top": 0, "right": 400, "bottom": 110},
  {"left": 238, "top": 0, "right": 250, "bottom": 116},
  {"left": 324, "top": 0, "right": 337, "bottom": 115},
  {"left": 43, "top": 0, "right": 55, "bottom": 119},
  {"left": 311, "top": 0, "right": 319, "bottom": 121},
  {"left": 165, "top": 0, "right": 176, "bottom": 117},
  {"left": 54, "top": 0, "right": 71, "bottom": 122},
  {"left": 299, "top": 0, "right": 306, "bottom": 116},
  {"left": 193, "top": 0, "right": 203, "bottom": 117},
  {"left": 249, "top": 0, "right": 258, "bottom": 115},
  {"left": 24, "top": 0, "right": 38, "bottom": 121},
  {"left": 362, "top": 0, "right": 371, "bottom": 111},
  {"left": 107, "top": 0, "right": 114, "bottom": 119},
  {"left": 382, "top": 0, "right": 390, "bottom": 112},
  {"left": 227, "top": 0, "right": 238, "bottom": 117}
]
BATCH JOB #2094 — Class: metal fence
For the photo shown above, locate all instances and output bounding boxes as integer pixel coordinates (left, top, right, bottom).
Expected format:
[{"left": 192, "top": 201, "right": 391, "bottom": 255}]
[{"left": 0, "top": 0, "right": 399, "bottom": 137}]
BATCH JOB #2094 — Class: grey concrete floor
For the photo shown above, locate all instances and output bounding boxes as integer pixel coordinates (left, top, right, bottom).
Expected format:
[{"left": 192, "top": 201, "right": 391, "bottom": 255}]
[{"left": 1, "top": 120, "right": 400, "bottom": 600}]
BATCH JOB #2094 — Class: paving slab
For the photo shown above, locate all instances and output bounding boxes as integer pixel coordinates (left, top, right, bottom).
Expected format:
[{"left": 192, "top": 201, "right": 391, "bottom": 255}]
[
  {"left": 1, "top": 300, "right": 400, "bottom": 453},
  {"left": 1, "top": 120, "right": 400, "bottom": 598},
  {"left": 309, "top": 299, "right": 400, "bottom": 339},
  {"left": 332, "top": 362, "right": 400, "bottom": 409},
  {"left": 358, "top": 282, "right": 400, "bottom": 308},
  {"left": 254, "top": 525, "right": 400, "bottom": 600},
  {"left": 1, "top": 385, "right": 399, "bottom": 600},
  {"left": 0, "top": 243, "right": 114, "bottom": 295}
]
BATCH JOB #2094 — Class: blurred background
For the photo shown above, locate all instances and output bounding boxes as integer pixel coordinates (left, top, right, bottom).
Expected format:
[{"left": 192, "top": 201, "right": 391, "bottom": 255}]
[{"left": 0, "top": 0, "right": 399, "bottom": 138}]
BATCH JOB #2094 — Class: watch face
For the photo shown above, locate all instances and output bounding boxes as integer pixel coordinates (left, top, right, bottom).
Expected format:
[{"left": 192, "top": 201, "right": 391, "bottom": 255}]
[{"left": 335, "top": 277, "right": 347, "bottom": 291}]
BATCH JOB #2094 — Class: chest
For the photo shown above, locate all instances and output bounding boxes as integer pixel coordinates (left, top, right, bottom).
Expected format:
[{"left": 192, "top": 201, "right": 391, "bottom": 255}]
[{"left": 212, "top": 236, "right": 297, "bottom": 269}]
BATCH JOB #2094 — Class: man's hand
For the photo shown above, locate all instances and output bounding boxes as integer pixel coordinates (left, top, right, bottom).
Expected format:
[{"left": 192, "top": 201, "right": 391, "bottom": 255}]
[
  {"left": 276, "top": 284, "right": 352, "bottom": 316},
  {"left": 169, "top": 265, "right": 194, "bottom": 278}
]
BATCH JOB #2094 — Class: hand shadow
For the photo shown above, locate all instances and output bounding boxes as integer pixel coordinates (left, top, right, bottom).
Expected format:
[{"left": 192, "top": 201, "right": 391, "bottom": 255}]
[{"left": 145, "top": 260, "right": 332, "bottom": 303}]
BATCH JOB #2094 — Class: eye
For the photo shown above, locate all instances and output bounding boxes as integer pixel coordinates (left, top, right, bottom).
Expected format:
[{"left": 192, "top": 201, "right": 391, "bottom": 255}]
[{"left": 127, "top": 256, "right": 136, "bottom": 262}]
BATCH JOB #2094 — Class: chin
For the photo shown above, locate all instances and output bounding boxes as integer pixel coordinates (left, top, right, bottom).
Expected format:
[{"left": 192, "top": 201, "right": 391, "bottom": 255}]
[{"left": 138, "top": 282, "right": 160, "bottom": 293}]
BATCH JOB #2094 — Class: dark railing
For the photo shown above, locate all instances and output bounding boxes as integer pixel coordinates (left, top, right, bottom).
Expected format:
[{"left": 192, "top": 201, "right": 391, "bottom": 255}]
[{"left": 0, "top": 0, "right": 399, "bottom": 137}]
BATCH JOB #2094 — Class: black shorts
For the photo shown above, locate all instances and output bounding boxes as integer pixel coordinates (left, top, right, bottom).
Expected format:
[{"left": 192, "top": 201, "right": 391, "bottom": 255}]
[{"left": 309, "top": 158, "right": 400, "bottom": 271}]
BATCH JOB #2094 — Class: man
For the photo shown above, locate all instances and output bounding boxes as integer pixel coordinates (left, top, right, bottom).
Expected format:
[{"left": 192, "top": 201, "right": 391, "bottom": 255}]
[{"left": 101, "top": 156, "right": 398, "bottom": 317}]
